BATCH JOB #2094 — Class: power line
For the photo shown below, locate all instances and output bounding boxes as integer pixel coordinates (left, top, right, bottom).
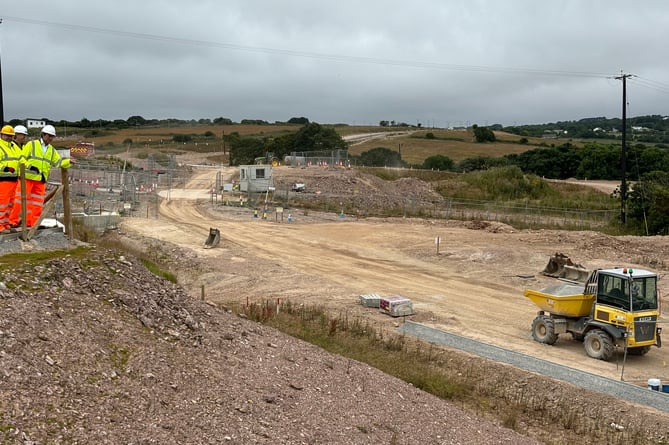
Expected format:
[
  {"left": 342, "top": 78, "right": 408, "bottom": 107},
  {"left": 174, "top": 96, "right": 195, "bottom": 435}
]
[
  {"left": 3, "top": 15, "right": 615, "bottom": 79},
  {"left": 628, "top": 76, "right": 669, "bottom": 95}
]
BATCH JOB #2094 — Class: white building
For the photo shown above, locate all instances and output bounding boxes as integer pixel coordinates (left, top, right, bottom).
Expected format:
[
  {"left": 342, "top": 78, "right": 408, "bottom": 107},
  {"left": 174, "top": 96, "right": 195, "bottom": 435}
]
[
  {"left": 239, "top": 165, "right": 273, "bottom": 193},
  {"left": 26, "top": 119, "right": 46, "bottom": 129}
]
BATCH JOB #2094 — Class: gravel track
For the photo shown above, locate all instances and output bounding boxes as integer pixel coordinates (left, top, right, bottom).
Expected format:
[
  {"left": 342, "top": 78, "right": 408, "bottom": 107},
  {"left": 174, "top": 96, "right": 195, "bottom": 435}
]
[{"left": 400, "top": 321, "right": 669, "bottom": 412}]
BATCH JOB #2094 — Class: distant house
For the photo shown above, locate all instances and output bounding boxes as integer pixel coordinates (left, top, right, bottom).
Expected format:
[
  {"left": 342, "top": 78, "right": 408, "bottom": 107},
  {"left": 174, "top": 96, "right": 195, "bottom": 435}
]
[{"left": 26, "top": 119, "right": 46, "bottom": 129}]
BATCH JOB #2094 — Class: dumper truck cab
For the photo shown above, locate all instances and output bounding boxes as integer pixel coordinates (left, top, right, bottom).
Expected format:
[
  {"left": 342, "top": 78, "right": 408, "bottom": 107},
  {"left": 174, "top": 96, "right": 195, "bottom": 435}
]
[{"left": 525, "top": 267, "right": 661, "bottom": 361}]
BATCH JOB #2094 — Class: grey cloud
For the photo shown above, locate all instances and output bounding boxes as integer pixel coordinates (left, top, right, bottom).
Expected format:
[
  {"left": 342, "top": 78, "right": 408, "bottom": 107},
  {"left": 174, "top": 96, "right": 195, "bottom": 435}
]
[{"left": 2, "top": 0, "right": 669, "bottom": 126}]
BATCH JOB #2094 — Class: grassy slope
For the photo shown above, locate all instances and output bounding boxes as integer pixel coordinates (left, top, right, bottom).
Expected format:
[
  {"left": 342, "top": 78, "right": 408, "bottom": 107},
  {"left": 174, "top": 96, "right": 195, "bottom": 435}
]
[
  {"left": 347, "top": 129, "right": 536, "bottom": 164},
  {"left": 55, "top": 124, "right": 590, "bottom": 166}
]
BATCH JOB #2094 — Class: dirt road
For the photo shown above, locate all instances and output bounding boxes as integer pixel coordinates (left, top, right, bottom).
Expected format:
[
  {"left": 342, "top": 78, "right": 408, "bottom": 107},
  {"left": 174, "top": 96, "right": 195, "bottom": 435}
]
[{"left": 121, "top": 167, "right": 669, "bottom": 387}]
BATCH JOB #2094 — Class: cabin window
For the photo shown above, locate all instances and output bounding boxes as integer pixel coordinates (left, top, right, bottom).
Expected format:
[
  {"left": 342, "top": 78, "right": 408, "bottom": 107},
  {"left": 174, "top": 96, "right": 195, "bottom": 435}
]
[{"left": 597, "top": 274, "right": 658, "bottom": 311}]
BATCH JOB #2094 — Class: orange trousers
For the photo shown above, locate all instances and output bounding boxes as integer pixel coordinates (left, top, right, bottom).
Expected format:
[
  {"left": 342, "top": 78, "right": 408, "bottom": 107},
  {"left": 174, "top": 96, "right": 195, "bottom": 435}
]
[
  {"left": 9, "top": 179, "right": 45, "bottom": 228},
  {"left": 0, "top": 180, "right": 17, "bottom": 230}
]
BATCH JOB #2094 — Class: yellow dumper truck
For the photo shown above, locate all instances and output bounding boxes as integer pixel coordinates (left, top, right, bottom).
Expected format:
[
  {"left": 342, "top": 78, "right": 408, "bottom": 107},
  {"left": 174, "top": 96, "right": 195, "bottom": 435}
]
[{"left": 524, "top": 267, "right": 661, "bottom": 361}]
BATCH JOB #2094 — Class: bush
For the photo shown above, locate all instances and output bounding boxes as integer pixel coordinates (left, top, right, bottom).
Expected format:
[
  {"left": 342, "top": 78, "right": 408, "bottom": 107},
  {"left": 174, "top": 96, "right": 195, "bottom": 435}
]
[{"left": 423, "top": 155, "right": 453, "bottom": 171}]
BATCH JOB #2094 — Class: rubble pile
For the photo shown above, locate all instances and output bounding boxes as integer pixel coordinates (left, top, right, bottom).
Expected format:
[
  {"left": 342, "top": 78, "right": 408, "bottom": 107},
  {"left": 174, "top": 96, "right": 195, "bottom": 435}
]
[{"left": 273, "top": 168, "right": 445, "bottom": 212}]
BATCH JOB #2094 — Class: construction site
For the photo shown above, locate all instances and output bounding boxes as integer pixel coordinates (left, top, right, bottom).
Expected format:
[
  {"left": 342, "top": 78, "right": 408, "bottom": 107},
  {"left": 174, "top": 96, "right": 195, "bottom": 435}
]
[
  {"left": 104, "top": 161, "right": 668, "bottom": 379},
  {"left": 4, "top": 149, "right": 669, "bottom": 443}
]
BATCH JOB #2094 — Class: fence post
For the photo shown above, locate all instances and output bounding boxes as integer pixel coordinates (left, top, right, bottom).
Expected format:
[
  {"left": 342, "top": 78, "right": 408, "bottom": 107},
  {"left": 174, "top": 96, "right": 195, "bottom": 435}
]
[
  {"left": 18, "top": 165, "right": 27, "bottom": 241},
  {"left": 61, "top": 168, "right": 73, "bottom": 239}
]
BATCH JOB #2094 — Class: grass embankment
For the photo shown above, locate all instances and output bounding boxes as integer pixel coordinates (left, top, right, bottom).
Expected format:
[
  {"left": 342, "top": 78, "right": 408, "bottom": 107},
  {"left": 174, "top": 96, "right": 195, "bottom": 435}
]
[
  {"left": 291, "top": 166, "right": 619, "bottom": 233},
  {"left": 236, "top": 299, "right": 659, "bottom": 445}
]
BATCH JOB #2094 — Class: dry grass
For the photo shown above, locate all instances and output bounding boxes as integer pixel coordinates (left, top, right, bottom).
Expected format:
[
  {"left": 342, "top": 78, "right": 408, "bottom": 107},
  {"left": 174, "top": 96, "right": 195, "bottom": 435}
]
[
  {"left": 239, "top": 299, "right": 661, "bottom": 445},
  {"left": 53, "top": 123, "right": 589, "bottom": 166},
  {"left": 347, "top": 129, "right": 551, "bottom": 164},
  {"left": 332, "top": 125, "right": 414, "bottom": 136},
  {"left": 57, "top": 124, "right": 301, "bottom": 146}
]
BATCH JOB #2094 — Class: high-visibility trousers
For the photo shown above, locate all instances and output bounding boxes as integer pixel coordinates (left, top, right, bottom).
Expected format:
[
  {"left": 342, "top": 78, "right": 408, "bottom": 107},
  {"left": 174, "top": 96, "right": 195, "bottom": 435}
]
[
  {"left": 0, "top": 180, "right": 17, "bottom": 230},
  {"left": 9, "top": 179, "right": 45, "bottom": 228}
]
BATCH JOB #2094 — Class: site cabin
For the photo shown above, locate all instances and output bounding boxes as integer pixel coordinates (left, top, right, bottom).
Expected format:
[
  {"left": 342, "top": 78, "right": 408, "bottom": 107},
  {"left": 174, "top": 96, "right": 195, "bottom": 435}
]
[
  {"left": 239, "top": 165, "right": 273, "bottom": 193},
  {"left": 26, "top": 119, "right": 46, "bottom": 129}
]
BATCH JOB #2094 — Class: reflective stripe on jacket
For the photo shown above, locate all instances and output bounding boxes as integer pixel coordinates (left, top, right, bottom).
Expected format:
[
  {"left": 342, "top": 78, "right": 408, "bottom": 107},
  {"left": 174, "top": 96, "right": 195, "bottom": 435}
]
[{"left": 22, "top": 139, "right": 72, "bottom": 182}]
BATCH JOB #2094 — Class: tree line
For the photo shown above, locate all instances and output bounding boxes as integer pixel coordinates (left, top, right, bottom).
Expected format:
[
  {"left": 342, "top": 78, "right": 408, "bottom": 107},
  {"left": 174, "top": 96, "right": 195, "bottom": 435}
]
[
  {"left": 501, "top": 114, "right": 669, "bottom": 144},
  {"left": 5, "top": 116, "right": 312, "bottom": 129}
]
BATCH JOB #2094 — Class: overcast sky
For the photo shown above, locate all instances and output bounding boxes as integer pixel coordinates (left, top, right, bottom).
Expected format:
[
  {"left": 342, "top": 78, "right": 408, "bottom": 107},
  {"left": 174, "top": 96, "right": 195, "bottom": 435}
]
[{"left": 2, "top": 0, "right": 669, "bottom": 127}]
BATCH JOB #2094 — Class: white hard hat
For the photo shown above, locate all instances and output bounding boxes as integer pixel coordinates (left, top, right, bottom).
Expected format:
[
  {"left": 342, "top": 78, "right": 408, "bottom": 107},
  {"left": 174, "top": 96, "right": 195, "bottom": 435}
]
[
  {"left": 14, "top": 125, "right": 28, "bottom": 135},
  {"left": 42, "top": 125, "right": 56, "bottom": 136}
]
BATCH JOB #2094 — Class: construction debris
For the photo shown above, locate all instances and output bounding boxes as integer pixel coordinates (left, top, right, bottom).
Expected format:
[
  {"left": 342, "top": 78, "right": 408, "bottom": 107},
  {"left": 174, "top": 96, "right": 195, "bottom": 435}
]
[
  {"left": 379, "top": 296, "right": 414, "bottom": 317},
  {"left": 359, "top": 293, "right": 381, "bottom": 308}
]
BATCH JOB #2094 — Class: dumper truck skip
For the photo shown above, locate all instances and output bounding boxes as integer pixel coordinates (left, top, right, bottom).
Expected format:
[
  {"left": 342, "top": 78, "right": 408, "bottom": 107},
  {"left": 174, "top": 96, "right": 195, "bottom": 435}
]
[{"left": 524, "top": 267, "right": 661, "bottom": 361}]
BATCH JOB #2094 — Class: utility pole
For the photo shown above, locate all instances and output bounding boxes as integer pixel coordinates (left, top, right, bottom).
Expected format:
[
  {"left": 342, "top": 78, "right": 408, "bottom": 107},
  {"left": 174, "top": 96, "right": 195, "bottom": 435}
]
[{"left": 616, "top": 72, "right": 632, "bottom": 225}]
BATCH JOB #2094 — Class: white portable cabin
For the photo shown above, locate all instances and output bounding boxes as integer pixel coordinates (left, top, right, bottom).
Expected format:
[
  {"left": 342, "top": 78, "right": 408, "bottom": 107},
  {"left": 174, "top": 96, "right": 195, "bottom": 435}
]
[
  {"left": 26, "top": 119, "right": 47, "bottom": 129},
  {"left": 239, "top": 165, "right": 273, "bottom": 193}
]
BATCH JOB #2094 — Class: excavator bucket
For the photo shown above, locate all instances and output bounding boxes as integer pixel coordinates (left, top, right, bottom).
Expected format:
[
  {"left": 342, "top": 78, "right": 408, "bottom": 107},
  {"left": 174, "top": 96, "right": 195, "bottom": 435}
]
[
  {"left": 203, "top": 228, "right": 221, "bottom": 249},
  {"left": 560, "top": 265, "right": 591, "bottom": 283},
  {"left": 542, "top": 252, "right": 590, "bottom": 282},
  {"left": 542, "top": 252, "right": 571, "bottom": 277}
]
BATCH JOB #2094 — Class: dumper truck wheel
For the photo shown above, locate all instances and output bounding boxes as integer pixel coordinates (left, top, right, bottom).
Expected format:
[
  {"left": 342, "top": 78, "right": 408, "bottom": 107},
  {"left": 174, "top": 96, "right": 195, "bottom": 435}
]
[
  {"left": 531, "top": 316, "right": 558, "bottom": 345},
  {"left": 627, "top": 346, "right": 651, "bottom": 356},
  {"left": 584, "top": 329, "right": 614, "bottom": 360}
]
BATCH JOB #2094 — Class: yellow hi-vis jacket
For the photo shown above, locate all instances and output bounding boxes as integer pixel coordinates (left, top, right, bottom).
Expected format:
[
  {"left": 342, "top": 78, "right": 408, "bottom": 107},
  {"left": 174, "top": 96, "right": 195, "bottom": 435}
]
[
  {"left": 21, "top": 139, "right": 72, "bottom": 182},
  {"left": 0, "top": 139, "right": 22, "bottom": 181}
]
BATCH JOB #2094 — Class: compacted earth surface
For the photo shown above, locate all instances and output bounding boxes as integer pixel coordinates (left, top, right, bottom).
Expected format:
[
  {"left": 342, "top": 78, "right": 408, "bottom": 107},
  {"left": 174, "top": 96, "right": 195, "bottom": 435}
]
[{"left": 2, "top": 164, "right": 669, "bottom": 444}]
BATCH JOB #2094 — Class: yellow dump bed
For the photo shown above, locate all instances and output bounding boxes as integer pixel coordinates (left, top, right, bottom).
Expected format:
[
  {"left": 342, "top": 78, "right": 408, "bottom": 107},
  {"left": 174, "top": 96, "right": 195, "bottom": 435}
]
[{"left": 524, "top": 284, "right": 594, "bottom": 317}]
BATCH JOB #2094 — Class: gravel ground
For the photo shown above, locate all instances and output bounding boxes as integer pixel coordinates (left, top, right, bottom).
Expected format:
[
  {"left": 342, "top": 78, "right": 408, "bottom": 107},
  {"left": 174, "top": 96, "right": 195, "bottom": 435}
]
[
  {"left": 0, "top": 246, "right": 543, "bottom": 445},
  {"left": 0, "top": 227, "right": 81, "bottom": 254},
  {"left": 4, "top": 165, "right": 669, "bottom": 444},
  {"left": 400, "top": 321, "right": 669, "bottom": 412}
]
